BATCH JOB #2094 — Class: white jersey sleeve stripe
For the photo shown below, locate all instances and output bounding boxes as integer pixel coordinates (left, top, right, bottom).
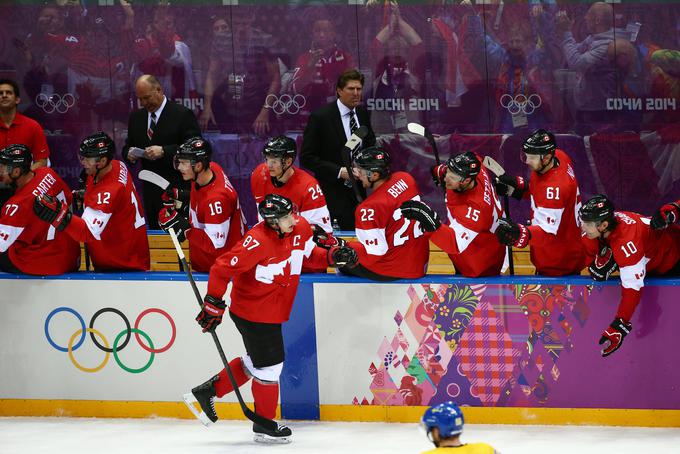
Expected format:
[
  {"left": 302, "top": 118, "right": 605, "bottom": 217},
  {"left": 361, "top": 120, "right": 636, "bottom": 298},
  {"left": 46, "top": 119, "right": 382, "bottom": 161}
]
[
  {"left": 530, "top": 196, "right": 564, "bottom": 235},
  {"left": 619, "top": 256, "right": 650, "bottom": 291},
  {"left": 0, "top": 224, "right": 24, "bottom": 252},
  {"left": 356, "top": 227, "right": 388, "bottom": 256},
  {"left": 81, "top": 207, "right": 113, "bottom": 240},
  {"left": 300, "top": 206, "right": 332, "bottom": 233},
  {"left": 447, "top": 216, "right": 480, "bottom": 254}
]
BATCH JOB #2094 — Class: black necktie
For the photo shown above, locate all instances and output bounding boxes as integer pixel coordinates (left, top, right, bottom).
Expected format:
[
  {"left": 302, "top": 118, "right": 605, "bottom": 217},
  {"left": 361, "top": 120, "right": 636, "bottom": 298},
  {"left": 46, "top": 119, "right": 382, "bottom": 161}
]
[
  {"left": 348, "top": 110, "right": 358, "bottom": 136},
  {"left": 148, "top": 112, "right": 157, "bottom": 140}
]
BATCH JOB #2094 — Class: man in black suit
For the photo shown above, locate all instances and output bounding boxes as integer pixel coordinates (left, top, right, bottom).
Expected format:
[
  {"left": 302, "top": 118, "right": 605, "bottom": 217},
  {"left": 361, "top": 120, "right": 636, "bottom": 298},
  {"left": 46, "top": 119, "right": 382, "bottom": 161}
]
[
  {"left": 301, "top": 69, "right": 376, "bottom": 230},
  {"left": 123, "top": 75, "right": 200, "bottom": 229}
]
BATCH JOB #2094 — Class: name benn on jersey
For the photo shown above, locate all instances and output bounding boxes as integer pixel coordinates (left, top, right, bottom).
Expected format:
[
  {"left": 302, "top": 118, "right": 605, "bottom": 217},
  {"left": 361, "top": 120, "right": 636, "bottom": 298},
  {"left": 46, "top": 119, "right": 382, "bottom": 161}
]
[
  {"left": 31, "top": 173, "right": 57, "bottom": 197},
  {"left": 387, "top": 179, "right": 409, "bottom": 199}
]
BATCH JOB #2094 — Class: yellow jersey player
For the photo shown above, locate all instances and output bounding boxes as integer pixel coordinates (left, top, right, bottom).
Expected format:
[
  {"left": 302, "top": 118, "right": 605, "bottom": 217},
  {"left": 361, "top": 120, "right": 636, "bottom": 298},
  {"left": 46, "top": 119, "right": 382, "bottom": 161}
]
[{"left": 420, "top": 402, "right": 499, "bottom": 454}]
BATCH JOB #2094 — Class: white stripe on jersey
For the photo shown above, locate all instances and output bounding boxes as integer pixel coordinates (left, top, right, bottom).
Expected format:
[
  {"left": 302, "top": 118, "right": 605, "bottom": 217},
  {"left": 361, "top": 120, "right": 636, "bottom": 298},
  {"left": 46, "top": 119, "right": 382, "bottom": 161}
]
[
  {"left": 0, "top": 224, "right": 24, "bottom": 252},
  {"left": 531, "top": 196, "right": 565, "bottom": 235},
  {"left": 82, "top": 207, "right": 113, "bottom": 240},
  {"left": 190, "top": 208, "right": 231, "bottom": 249},
  {"left": 619, "top": 256, "right": 650, "bottom": 291},
  {"left": 446, "top": 210, "right": 479, "bottom": 254},
  {"left": 356, "top": 227, "right": 388, "bottom": 256},
  {"left": 300, "top": 206, "right": 332, "bottom": 233}
]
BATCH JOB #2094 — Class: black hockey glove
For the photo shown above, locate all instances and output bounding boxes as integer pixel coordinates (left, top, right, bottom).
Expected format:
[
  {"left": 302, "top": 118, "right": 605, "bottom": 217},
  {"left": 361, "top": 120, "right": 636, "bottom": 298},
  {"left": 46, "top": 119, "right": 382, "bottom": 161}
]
[
  {"left": 493, "top": 174, "right": 526, "bottom": 200},
  {"left": 162, "top": 186, "right": 190, "bottom": 210},
  {"left": 495, "top": 218, "right": 531, "bottom": 248},
  {"left": 33, "top": 193, "right": 72, "bottom": 231},
  {"left": 650, "top": 202, "right": 680, "bottom": 230},
  {"left": 158, "top": 207, "right": 190, "bottom": 242},
  {"left": 430, "top": 164, "right": 447, "bottom": 187},
  {"left": 599, "top": 317, "right": 632, "bottom": 357},
  {"left": 311, "top": 224, "right": 346, "bottom": 250},
  {"left": 196, "top": 295, "right": 227, "bottom": 333},
  {"left": 588, "top": 246, "right": 618, "bottom": 281},
  {"left": 400, "top": 200, "right": 441, "bottom": 232},
  {"left": 328, "top": 245, "right": 358, "bottom": 268}
]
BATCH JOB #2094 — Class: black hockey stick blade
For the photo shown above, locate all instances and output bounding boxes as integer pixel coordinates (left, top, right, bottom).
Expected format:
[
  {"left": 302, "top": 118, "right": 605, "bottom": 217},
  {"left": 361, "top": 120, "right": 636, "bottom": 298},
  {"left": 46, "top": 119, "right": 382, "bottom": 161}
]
[{"left": 168, "top": 228, "right": 280, "bottom": 432}]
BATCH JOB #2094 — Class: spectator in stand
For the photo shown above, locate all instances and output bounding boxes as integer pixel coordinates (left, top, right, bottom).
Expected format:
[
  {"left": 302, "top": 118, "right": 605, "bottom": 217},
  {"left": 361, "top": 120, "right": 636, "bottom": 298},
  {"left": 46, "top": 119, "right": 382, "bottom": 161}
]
[
  {"left": 291, "top": 15, "right": 355, "bottom": 128},
  {"left": 199, "top": 7, "right": 281, "bottom": 135}
]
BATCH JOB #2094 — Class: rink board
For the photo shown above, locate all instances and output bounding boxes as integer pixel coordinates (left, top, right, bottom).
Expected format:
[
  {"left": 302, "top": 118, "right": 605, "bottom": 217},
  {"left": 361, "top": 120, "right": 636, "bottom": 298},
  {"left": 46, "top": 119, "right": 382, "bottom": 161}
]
[{"left": 1, "top": 273, "right": 680, "bottom": 427}]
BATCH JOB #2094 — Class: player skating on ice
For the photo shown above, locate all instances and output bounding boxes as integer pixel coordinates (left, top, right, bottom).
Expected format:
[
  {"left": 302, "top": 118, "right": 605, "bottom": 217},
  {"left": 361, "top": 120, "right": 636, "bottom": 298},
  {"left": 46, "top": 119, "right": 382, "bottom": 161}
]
[{"left": 420, "top": 402, "right": 499, "bottom": 453}]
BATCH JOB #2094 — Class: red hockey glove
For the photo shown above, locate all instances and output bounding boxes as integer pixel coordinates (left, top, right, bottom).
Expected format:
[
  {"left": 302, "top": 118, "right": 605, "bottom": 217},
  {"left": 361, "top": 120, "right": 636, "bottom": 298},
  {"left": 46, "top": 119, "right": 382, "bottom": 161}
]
[
  {"left": 33, "top": 193, "right": 72, "bottom": 231},
  {"left": 161, "top": 187, "right": 190, "bottom": 210},
  {"left": 400, "top": 200, "right": 441, "bottom": 232},
  {"left": 430, "top": 164, "right": 448, "bottom": 187},
  {"left": 196, "top": 295, "right": 227, "bottom": 333},
  {"left": 650, "top": 202, "right": 680, "bottom": 230},
  {"left": 493, "top": 174, "right": 526, "bottom": 200},
  {"left": 328, "top": 245, "right": 358, "bottom": 268},
  {"left": 158, "top": 207, "right": 190, "bottom": 242},
  {"left": 588, "top": 246, "right": 618, "bottom": 281},
  {"left": 311, "top": 224, "right": 346, "bottom": 250},
  {"left": 495, "top": 218, "right": 531, "bottom": 248},
  {"left": 599, "top": 317, "right": 632, "bottom": 357}
]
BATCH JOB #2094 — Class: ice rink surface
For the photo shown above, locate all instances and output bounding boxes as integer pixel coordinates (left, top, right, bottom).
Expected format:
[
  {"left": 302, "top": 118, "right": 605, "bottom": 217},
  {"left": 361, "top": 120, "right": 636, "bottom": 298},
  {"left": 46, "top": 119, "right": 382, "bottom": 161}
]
[{"left": 2, "top": 417, "right": 680, "bottom": 454}]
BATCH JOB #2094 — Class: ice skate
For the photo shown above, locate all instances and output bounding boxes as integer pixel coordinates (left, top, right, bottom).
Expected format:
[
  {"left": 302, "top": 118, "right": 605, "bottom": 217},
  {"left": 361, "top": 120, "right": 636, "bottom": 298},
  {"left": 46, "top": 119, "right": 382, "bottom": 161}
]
[
  {"left": 182, "top": 375, "right": 219, "bottom": 427},
  {"left": 253, "top": 422, "right": 292, "bottom": 444}
]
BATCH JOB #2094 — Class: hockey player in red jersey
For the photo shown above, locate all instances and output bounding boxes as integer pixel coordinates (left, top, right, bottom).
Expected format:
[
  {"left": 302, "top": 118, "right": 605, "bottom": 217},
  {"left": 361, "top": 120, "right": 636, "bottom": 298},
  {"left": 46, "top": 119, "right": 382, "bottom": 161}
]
[
  {"left": 33, "top": 132, "right": 150, "bottom": 271},
  {"left": 158, "top": 137, "right": 245, "bottom": 272},
  {"left": 580, "top": 195, "right": 680, "bottom": 357},
  {"left": 0, "top": 144, "right": 79, "bottom": 275},
  {"left": 183, "top": 194, "right": 355, "bottom": 443},
  {"left": 402, "top": 152, "right": 506, "bottom": 277},
  {"left": 493, "top": 129, "right": 585, "bottom": 276},
  {"left": 251, "top": 135, "right": 332, "bottom": 232},
  {"left": 338, "top": 147, "right": 430, "bottom": 280}
]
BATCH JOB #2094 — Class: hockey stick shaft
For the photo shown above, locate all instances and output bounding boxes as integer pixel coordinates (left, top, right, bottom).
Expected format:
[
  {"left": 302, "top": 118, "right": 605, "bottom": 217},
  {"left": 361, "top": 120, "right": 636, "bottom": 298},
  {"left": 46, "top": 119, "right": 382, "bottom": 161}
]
[
  {"left": 502, "top": 195, "right": 515, "bottom": 275},
  {"left": 342, "top": 126, "right": 369, "bottom": 203},
  {"left": 167, "top": 228, "right": 279, "bottom": 431},
  {"left": 482, "top": 156, "right": 515, "bottom": 275}
]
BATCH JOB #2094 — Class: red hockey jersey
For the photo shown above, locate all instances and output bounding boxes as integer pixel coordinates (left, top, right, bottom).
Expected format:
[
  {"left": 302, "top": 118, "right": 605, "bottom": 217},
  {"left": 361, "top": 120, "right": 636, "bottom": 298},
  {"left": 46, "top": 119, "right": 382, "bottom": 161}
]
[
  {"left": 431, "top": 163, "right": 506, "bottom": 277},
  {"left": 352, "top": 171, "right": 430, "bottom": 278},
  {"left": 207, "top": 216, "right": 316, "bottom": 323},
  {"left": 526, "top": 149, "right": 585, "bottom": 275},
  {"left": 0, "top": 167, "right": 79, "bottom": 275},
  {"left": 187, "top": 162, "right": 246, "bottom": 273},
  {"left": 583, "top": 211, "right": 680, "bottom": 321},
  {"left": 65, "top": 160, "right": 150, "bottom": 271},
  {"left": 250, "top": 163, "right": 332, "bottom": 233}
]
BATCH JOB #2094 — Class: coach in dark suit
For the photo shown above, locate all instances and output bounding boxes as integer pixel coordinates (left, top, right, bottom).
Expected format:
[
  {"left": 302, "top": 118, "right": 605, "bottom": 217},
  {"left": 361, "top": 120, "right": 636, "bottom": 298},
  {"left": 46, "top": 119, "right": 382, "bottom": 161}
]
[
  {"left": 301, "top": 69, "right": 376, "bottom": 230},
  {"left": 123, "top": 75, "right": 200, "bottom": 229}
]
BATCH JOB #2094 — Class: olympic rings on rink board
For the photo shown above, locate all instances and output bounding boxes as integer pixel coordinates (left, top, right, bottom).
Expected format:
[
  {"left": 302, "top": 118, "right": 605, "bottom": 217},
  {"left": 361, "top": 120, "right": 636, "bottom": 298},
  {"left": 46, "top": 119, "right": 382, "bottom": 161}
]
[
  {"left": 264, "top": 93, "right": 306, "bottom": 115},
  {"left": 499, "top": 93, "right": 542, "bottom": 116},
  {"left": 44, "top": 307, "right": 176, "bottom": 373}
]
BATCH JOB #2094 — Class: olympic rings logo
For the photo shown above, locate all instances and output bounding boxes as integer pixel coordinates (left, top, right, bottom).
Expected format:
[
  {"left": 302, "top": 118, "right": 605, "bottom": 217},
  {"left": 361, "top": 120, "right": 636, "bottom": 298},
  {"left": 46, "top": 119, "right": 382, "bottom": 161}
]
[
  {"left": 499, "top": 93, "right": 542, "bottom": 115},
  {"left": 44, "top": 307, "right": 176, "bottom": 374},
  {"left": 36, "top": 93, "right": 76, "bottom": 114},
  {"left": 264, "top": 93, "right": 306, "bottom": 115}
]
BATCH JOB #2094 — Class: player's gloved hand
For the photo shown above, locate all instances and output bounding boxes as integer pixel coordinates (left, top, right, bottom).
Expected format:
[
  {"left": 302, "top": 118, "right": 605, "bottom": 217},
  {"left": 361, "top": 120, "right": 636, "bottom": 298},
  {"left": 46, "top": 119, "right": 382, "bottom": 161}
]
[
  {"left": 589, "top": 246, "right": 618, "bottom": 281},
  {"left": 33, "top": 193, "right": 72, "bottom": 231},
  {"left": 493, "top": 174, "right": 526, "bottom": 200},
  {"left": 599, "top": 317, "right": 632, "bottom": 357},
  {"left": 311, "top": 224, "right": 346, "bottom": 250},
  {"left": 400, "top": 200, "right": 441, "bottom": 232},
  {"left": 161, "top": 187, "right": 190, "bottom": 210},
  {"left": 430, "top": 164, "right": 447, "bottom": 187},
  {"left": 328, "top": 245, "right": 358, "bottom": 268},
  {"left": 495, "top": 218, "right": 531, "bottom": 248},
  {"left": 196, "top": 295, "right": 227, "bottom": 333},
  {"left": 158, "top": 207, "right": 190, "bottom": 242},
  {"left": 650, "top": 202, "right": 680, "bottom": 230}
]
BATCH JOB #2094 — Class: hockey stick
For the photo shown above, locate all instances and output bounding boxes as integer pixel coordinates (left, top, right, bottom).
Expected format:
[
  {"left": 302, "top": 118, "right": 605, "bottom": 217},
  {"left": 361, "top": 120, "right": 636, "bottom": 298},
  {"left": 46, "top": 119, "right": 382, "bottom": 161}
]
[
  {"left": 482, "top": 156, "right": 515, "bottom": 275},
  {"left": 407, "top": 122, "right": 440, "bottom": 166},
  {"left": 140, "top": 170, "right": 184, "bottom": 271},
  {"left": 341, "top": 125, "right": 369, "bottom": 203},
  {"left": 167, "top": 227, "right": 279, "bottom": 433}
]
